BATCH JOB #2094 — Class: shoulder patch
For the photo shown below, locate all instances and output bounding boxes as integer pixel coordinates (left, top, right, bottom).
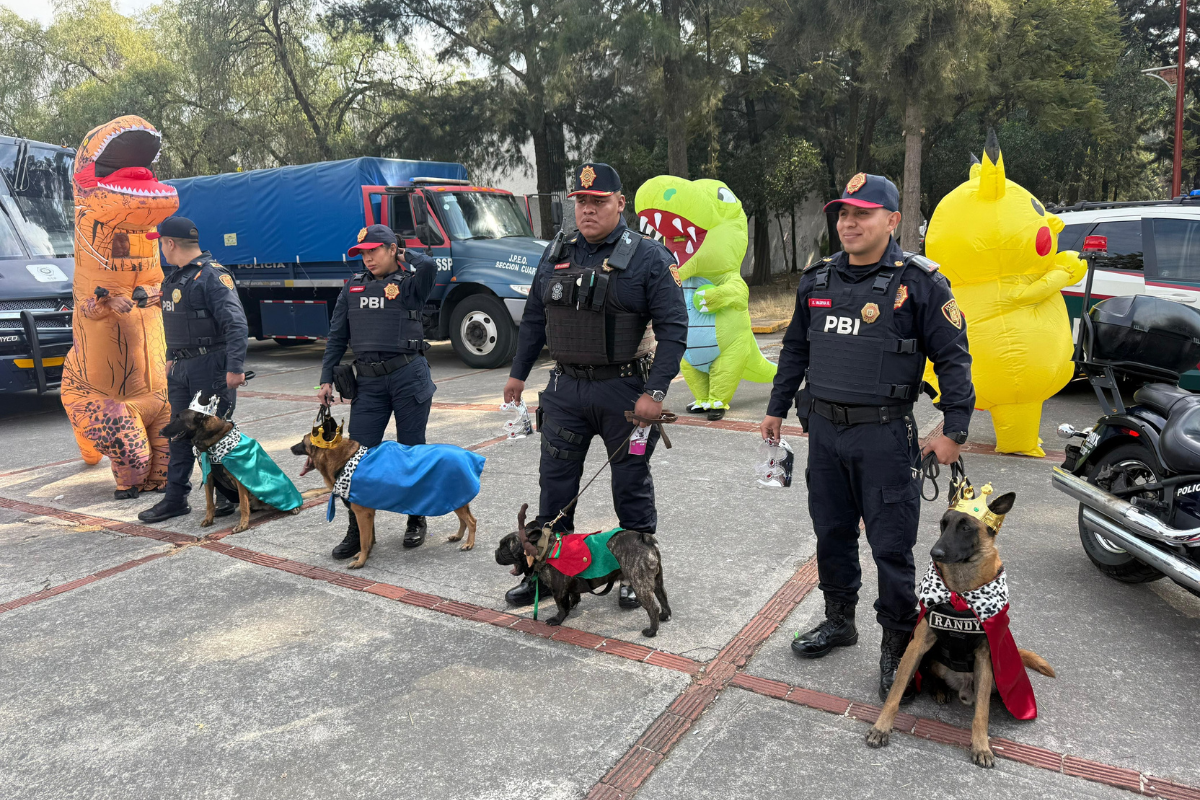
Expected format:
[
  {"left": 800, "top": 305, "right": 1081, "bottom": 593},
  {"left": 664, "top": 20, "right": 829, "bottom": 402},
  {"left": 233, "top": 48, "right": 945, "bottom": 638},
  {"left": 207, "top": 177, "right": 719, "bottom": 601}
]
[
  {"left": 803, "top": 256, "right": 832, "bottom": 273},
  {"left": 219, "top": 274, "right": 236, "bottom": 291},
  {"left": 941, "top": 298, "right": 963, "bottom": 329},
  {"left": 903, "top": 253, "right": 940, "bottom": 273}
]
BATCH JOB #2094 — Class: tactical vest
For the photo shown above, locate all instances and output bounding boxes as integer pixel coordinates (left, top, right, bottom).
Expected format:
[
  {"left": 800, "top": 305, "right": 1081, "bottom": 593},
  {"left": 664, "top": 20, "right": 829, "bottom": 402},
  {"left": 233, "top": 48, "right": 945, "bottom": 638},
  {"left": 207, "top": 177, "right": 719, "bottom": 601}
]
[
  {"left": 543, "top": 230, "right": 653, "bottom": 366},
  {"left": 162, "top": 261, "right": 225, "bottom": 349},
  {"left": 805, "top": 256, "right": 926, "bottom": 405},
  {"left": 346, "top": 270, "right": 424, "bottom": 354},
  {"left": 926, "top": 603, "right": 987, "bottom": 673}
]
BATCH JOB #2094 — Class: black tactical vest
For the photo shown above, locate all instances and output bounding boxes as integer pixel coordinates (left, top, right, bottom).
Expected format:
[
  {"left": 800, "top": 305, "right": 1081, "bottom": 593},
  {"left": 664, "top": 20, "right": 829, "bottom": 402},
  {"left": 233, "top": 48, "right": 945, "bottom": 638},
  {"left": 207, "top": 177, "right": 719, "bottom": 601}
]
[
  {"left": 346, "top": 270, "right": 424, "bottom": 354},
  {"left": 543, "top": 230, "right": 653, "bottom": 366},
  {"left": 805, "top": 256, "right": 926, "bottom": 405},
  {"left": 926, "top": 604, "right": 987, "bottom": 674},
  {"left": 162, "top": 261, "right": 224, "bottom": 349}
]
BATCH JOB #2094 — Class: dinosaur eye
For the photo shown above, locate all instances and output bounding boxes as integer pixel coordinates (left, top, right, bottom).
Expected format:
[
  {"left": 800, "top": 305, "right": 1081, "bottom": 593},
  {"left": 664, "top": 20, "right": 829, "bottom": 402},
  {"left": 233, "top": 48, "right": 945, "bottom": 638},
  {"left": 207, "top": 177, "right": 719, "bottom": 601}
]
[{"left": 717, "top": 187, "right": 737, "bottom": 204}]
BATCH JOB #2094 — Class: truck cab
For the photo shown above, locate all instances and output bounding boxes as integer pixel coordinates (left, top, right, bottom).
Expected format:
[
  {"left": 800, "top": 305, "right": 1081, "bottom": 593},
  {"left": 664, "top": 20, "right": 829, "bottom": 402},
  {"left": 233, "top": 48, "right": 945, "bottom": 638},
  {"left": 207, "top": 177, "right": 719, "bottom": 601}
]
[
  {"left": 362, "top": 180, "right": 549, "bottom": 368},
  {"left": 0, "top": 137, "right": 75, "bottom": 393}
]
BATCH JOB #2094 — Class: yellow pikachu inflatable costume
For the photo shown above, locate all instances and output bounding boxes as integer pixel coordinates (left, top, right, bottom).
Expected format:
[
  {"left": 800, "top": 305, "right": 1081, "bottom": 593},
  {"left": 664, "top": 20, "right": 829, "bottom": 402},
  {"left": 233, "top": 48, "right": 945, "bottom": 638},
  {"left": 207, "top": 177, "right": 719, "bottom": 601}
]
[{"left": 924, "top": 130, "right": 1086, "bottom": 457}]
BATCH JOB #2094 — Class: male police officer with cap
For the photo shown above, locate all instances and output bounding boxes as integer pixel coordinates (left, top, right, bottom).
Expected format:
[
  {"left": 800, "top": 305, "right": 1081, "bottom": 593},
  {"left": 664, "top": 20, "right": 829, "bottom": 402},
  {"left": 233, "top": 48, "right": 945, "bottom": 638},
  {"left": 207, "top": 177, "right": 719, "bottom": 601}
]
[
  {"left": 139, "top": 216, "right": 248, "bottom": 523},
  {"left": 760, "top": 174, "right": 974, "bottom": 702},
  {"left": 502, "top": 162, "right": 688, "bottom": 608},
  {"left": 317, "top": 224, "right": 439, "bottom": 559}
]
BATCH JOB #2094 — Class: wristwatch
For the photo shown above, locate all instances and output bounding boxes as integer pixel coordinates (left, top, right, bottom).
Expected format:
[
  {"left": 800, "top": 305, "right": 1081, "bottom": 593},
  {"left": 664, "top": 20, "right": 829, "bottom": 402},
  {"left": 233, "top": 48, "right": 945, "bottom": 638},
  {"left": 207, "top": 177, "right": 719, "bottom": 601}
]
[
  {"left": 646, "top": 389, "right": 666, "bottom": 403},
  {"left": 945, "top": 430, "right": 969, "bottom": 445}
]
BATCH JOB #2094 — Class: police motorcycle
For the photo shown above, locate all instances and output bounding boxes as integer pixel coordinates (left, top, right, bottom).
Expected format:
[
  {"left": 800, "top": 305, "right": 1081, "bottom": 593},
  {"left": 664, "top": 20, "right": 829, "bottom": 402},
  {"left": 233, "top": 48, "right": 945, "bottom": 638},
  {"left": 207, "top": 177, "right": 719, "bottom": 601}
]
[{"left": 1053, "top": 235, "right": 1200, "bottom": 595}]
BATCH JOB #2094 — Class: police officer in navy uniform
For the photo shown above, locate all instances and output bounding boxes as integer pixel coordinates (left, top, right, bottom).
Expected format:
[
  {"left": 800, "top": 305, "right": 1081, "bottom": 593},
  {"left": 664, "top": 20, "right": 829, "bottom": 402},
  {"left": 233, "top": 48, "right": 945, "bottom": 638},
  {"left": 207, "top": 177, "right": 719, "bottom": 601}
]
[
  {"left": 502, "top": 163, "right": 688, "bottom": 608},
  {"left": 139, "top": 216, "right": 248, "bottom": 523},
  {"left": 760, "top": 174, "right": 974, "bottom": 701},
  {"left": 318, "top": 224, "right": 439, "bottom": 559}
]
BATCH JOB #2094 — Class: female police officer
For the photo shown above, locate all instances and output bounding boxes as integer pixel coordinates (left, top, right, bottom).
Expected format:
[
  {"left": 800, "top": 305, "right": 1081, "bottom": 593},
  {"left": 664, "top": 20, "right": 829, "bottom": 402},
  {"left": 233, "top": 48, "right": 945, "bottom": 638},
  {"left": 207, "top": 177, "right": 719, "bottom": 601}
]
[
  {"left": 317, "top": 224, "right": 439, "bottom": 558},
  {"left": 760, "top": 174, "right": 974, "bottom": 703}
]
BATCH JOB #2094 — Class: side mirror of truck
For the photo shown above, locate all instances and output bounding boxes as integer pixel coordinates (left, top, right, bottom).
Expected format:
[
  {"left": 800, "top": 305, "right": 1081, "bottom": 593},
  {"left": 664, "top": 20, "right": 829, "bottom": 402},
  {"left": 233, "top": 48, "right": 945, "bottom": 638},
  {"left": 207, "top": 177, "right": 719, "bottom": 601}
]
[
  {"left": 551, "top": 198, "right": 563, "bottom": 228},
  {"left": 412, "top": 197, "right": 428, "bottom": 226}
]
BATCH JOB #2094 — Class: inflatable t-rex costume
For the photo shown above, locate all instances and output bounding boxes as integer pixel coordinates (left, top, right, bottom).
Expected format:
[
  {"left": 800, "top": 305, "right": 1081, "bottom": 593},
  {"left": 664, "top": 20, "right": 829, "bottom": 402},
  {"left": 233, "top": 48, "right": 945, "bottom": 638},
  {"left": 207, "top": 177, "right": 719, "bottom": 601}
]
[
  {"left": 60, "top": 116, "right": 180, "bottom": 497},
  {"left": 924, "top": 130, "right": 1087, "bottom": 457},
  {"left": 634, "top": 177, "right": 776, "bottom": 419}
]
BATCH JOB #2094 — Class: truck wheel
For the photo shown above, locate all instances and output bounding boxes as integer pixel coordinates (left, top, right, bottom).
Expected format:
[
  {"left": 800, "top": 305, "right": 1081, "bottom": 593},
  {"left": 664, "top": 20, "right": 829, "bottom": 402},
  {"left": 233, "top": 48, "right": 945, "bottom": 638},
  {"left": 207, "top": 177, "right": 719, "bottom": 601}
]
[
  {"left": 449, "top": 295, "right": 517, "bottom": 369},
  {"left": 1078, "top": 444, "right": 1166, "bottom": 583}
]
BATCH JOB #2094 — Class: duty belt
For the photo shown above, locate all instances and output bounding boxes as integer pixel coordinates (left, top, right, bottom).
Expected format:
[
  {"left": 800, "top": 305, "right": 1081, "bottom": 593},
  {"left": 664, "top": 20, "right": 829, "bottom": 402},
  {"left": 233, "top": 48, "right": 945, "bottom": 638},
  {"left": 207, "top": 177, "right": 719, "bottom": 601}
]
[
  {"left": 812, "top": 398, "right": 912, "bottom": 425},
  {"left": 557, "top": 357, "right": 650, "bottom": 381},
  {"left": 356, "top": 352, "right": 421, "bottom": 377},
  {"left": 171, "top": 346, "right": 221, "bottom": 360}
]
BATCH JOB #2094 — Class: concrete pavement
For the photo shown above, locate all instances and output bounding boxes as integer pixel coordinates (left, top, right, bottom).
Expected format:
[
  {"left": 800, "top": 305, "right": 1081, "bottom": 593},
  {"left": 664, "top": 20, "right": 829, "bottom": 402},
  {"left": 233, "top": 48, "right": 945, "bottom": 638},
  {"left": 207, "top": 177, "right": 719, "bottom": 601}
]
[{"left": 0, "top": 338, "right": 1196, "bottom": 800}]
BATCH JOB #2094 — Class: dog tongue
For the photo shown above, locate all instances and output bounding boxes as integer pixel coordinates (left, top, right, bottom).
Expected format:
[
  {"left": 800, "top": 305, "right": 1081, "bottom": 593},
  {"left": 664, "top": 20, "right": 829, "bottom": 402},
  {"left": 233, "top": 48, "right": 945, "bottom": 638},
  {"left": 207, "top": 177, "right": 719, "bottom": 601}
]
[{"left": 299, "top": 456, "right": 314, "bottom": 477}]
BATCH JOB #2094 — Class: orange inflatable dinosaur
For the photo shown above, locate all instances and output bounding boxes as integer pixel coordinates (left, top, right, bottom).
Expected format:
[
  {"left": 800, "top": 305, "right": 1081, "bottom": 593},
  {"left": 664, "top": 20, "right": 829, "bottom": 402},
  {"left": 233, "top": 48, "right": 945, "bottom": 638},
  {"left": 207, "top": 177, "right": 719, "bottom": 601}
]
[{"left": 60, "top": 116, "right": 179, "bottom": 498}]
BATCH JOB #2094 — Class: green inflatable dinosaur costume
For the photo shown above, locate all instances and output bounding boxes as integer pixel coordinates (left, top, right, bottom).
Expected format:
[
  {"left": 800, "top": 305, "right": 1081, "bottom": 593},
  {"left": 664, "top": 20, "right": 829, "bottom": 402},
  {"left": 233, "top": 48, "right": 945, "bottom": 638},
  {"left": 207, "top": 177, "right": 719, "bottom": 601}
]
[{"left": 634, "top": 177, "right": 776, "bottom": 419}]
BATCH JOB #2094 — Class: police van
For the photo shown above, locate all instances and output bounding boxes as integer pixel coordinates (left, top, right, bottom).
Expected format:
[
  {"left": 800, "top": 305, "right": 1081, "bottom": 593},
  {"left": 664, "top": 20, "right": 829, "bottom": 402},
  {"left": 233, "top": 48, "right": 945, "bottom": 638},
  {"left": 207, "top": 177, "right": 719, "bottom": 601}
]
[
  {"left": 1056, "top": 197, "right": 1200, "bottom": 388},
  {"left": 0, "top": 137, "right": 75, "bottom": 393}
]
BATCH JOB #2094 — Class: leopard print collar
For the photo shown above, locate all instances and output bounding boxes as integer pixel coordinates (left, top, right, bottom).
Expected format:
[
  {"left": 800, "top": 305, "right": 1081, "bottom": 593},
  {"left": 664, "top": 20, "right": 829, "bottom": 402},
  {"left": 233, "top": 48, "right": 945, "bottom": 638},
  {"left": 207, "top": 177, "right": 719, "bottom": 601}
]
[
  {"left": 195, "top": 425, "right": 241, "bottom": 463},
  {"left": 917, "top": 560, "right": 1008, "bottom": 621},
  {"left": 333, "top": 446, "right": 369, "bottom": 500}
]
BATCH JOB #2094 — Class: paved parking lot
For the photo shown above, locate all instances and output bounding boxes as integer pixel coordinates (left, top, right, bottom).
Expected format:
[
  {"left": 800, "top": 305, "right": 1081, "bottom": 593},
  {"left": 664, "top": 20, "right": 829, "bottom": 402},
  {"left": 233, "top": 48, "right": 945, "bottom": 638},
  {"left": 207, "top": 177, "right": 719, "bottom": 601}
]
[{"left": 1, "top": 337, "right": 1197, "bottom": 800}]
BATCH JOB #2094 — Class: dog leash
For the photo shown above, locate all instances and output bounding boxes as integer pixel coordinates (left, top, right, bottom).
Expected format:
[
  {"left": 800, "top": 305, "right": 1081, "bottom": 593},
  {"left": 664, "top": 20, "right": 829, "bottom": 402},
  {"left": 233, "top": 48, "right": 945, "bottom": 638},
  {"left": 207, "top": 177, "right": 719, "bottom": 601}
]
[
  {"left": 544, "top": 411, "right": 678, "bottom": 531},
  {"left": 919, "top": 454, "right": 970, "bottom": 504}
]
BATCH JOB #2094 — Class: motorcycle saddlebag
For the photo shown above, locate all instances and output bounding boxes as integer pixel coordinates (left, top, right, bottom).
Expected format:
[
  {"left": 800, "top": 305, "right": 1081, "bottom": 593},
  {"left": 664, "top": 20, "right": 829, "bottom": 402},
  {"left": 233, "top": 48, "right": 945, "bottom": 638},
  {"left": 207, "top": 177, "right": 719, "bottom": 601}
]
[{"left": 1088, "top": 294, "right": 1200, "bottom": 374}]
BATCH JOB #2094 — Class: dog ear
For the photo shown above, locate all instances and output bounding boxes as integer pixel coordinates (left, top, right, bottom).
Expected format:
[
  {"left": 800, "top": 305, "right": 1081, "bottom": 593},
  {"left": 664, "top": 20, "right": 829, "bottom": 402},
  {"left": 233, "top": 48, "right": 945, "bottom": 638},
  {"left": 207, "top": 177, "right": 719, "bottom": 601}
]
[{"left": 987, "top": 491, "right": 1016, "bottom": 517}]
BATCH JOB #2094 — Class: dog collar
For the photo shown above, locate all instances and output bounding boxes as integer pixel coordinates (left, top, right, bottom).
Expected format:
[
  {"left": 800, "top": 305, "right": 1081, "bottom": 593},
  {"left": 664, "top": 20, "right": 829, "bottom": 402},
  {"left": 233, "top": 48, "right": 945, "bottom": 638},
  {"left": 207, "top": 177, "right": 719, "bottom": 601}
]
[
  {"left": 195, "top": 425, "right": 241, "bottom": 463},
  {"left": 332, "top": 446, "right": 369, "bottom": 500},
  {"left": 917, "top": 561, "right": 1008, "bottom": 622}
]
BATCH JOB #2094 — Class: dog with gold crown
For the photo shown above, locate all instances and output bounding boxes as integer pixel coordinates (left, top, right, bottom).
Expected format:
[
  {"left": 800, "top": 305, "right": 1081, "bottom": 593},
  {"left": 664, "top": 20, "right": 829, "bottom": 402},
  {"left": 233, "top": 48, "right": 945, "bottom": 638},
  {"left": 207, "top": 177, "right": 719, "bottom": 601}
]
[
  {"left": 290, "top": 407, "right": 484, "bottom": 569},
  {"left": 866, "top": 469, "right": 1056, "bottom": 768},
  {"left": 160, "top": 393, "right": 304, "bottom": 532}
]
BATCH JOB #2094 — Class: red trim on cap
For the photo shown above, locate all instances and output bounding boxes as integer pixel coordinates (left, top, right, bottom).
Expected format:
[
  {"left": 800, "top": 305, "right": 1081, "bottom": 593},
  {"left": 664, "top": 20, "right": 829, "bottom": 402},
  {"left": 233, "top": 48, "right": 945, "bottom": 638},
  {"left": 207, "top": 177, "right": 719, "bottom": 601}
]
[
  {"left": 348, "top": 242, "right": 385, "bottom": 255},
  {"left": 567, "top": 190, "right": 615, "bottom": 198},
  {"left": 146, "top": 232, "right": 161, "bottom": 240},
  {"left": 824, "top": 198, "right": 886, "bottom": 212}
]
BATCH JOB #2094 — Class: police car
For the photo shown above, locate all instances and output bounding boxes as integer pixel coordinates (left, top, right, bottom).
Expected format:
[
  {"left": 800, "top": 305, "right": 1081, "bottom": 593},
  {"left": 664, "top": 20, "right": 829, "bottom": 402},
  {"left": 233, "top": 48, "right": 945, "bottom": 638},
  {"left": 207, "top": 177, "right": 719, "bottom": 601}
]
[{"left": 1055, "top": 196, "right": 1200, "bottom": 388}]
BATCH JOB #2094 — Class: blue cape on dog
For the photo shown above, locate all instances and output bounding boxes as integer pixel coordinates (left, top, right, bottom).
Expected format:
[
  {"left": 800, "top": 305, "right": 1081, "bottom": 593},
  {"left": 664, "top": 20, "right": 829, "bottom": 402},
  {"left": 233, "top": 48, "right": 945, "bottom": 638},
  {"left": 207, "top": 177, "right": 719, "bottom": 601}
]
[{"left": 327, "top": 442, "right": 485, "bottom": 521}]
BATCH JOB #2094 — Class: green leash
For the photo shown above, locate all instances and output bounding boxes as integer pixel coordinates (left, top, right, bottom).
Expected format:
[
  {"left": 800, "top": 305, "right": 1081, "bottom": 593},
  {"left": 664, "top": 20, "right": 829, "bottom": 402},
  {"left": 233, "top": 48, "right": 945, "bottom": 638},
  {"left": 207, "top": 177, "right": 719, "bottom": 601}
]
[{"left": 532, "top": 573, "right": 540, "bottom": 621}]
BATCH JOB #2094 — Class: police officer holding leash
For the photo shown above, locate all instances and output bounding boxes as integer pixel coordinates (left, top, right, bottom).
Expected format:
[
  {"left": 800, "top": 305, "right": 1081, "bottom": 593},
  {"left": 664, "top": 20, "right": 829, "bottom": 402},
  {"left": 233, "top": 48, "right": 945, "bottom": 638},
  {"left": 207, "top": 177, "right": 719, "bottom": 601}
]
[
  {"left": 317, "top": 224, "right": 439, "bottom": 559},
  {"left": 760, "top": 174, "right": 974, "bottom": 702},
  {"left": 139, "top": 216, "right": 248, "bottom": 523},
  {"left": 502, "top": 163, "right": 688, "bottom": 608}
]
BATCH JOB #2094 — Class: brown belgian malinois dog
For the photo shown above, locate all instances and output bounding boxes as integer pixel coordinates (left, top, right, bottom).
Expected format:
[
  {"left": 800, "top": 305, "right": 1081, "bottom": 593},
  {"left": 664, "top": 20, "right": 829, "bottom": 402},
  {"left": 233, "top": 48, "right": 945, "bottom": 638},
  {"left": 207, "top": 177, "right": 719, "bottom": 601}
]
[
  {"left": 866, "top": 487, "right": 1055, "bottom": 767},
  {"left": 290, "top": 412, "right": 477, "bottom": 569}
]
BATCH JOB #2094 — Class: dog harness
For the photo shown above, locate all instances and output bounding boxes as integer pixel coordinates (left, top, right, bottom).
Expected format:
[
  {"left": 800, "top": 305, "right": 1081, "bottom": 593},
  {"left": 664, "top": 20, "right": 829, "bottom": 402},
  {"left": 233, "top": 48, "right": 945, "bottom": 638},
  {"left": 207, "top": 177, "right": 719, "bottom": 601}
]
[
  {"left": 325, "top": 441, "right": 484, "bottom": 522},
  {"left": 915, "top": 561, "right": 1037, "bottom": 720},
  {"left": 198, "top": 426, "right": 304, "bottom": 512}
]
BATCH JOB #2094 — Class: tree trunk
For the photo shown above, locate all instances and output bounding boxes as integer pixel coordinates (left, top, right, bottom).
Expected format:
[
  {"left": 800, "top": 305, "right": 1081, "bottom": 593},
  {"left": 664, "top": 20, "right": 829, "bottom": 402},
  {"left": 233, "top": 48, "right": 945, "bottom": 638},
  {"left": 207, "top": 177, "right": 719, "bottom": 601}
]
[
  {"left": 749, "top": 215, "right": 772, "bottom": 286},
  {"left": 859, "top": 95, "right": 881, "bottom": 174},
  {"left": 899, "top": 96, "right": 924, "bottom": 252},
  {"left": 775, "top": 214, "right": 789, "bottom": 273},
  {"left": 790, "top": 208, "right": 798, "bottom": 272},
  {"left": 661, "top": 0, "right": 688, "bottom": 178},
  {"left": 531, "top": 115, "right": 555, "bottom": 235}
]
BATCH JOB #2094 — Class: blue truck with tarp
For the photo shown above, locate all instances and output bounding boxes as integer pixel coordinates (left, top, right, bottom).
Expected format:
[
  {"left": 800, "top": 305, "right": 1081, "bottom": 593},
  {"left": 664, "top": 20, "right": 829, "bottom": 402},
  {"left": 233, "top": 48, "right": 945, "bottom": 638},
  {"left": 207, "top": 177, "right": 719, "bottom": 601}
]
[
  {"left": 166, "top": 157, "right": 556, "bottom": 368},
  {"left": 0, "top": 136, "right": 75, "bottom": 393}
]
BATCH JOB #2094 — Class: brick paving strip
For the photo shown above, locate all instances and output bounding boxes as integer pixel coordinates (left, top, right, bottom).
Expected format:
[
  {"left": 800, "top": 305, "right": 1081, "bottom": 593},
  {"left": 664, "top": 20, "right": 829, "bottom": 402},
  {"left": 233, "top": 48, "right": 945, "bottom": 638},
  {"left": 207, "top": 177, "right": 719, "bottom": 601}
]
[{"left": 0, "top": 433, "right": 1176, "bottom": 797}]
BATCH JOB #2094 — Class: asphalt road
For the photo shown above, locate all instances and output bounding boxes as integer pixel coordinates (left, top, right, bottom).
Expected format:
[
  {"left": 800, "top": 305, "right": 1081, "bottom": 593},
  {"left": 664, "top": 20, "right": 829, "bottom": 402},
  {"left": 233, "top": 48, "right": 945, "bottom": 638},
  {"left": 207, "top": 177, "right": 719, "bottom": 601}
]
[{"left": 0, "top": 337, "right": 1195, "bottom": 800}]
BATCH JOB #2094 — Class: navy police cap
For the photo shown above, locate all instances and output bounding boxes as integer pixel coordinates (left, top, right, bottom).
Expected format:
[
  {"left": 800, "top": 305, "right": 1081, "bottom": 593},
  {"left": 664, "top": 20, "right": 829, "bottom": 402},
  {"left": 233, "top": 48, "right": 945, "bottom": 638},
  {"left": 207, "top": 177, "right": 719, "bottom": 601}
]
[
  {"left": 147, "top": 216, "right": 199, "bottom": 241},
  {"left": 824, "top": 173, "right": 900, "bottom": 214},
  {"left": 568, "top": 162, "right": 621, "bottom": 198},
  {"left": 349, "top": 223, "right": 397, "bottom": 256}
]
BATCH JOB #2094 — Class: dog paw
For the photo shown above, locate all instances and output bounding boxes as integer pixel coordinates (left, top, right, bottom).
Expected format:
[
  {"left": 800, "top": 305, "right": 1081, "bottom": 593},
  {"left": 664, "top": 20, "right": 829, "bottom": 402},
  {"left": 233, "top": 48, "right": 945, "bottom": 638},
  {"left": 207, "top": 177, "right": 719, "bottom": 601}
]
[
  {"left": 199, "top": 518, "right": 214, "bottom": 528},
  {"left": 347, "top": 560, "right": 365, "bottom": 570},
  {"left": 447, "top": 533, "right": 463, "bottom": 542},
  {"left": 864, "top": 728, "right": 890, "bottom": 749},
  {"left": 641, "top": 627, "right": 658, "bottom": 638},
  {"left": 459, "top": 542, "right": 474, "bottom": 551},
  {"left": 546, "top": 618, "right": 562, "bottom": 627},
  {"left": 231, "top": 523, "right": 249, "bottom": 534},
  {"left": 658, "top": 611, "right": 671, "bottom": 621},
  {"left": 934, "top": 690, "right": 950, "bottom": 705},
  {"left": 290, "top": 507, "right": 301, "bottom": 515},
  {"left": 971, "top": 748, "right": 995, "bottom": 769}
]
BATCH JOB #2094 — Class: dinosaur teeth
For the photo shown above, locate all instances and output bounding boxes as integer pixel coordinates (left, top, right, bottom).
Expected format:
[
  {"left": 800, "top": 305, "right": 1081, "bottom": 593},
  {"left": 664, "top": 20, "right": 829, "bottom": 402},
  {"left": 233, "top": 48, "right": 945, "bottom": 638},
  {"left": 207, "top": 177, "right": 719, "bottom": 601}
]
[
  {"left": 686, "top": 241, "right": 694, "bottom": 254},
  {"left": 654, "top": 212, "right": 662, "bottom": 229},
  {"left": 672, "top": 218, "right": 683, "bottom": 232},
  {"left": 688, "top": 227, "right": 696, "bottom": 240}
]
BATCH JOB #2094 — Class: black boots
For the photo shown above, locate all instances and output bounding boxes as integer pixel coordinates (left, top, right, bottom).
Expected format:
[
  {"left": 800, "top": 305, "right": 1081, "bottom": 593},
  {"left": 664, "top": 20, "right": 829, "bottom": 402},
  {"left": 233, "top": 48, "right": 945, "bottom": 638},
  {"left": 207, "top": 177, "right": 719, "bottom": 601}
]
[
  {"left": 879, "top": 627, "right": 916, "bottom": 704},
  {"left": 332, "top": 513, "right": 360, "bottom": 560},
  {"left": 618, "top": 583, "right": 639, "bottom": 608},
  {"left": 403, "top": 515, "right": 427, "bottom": 548},
  {"left": 505, "top": 575, "right": 538, "bottom": 606},
  {"left": 214, "top": 493, "right": 236, "bottom": 517},
  {"left": 791, "top": 600, "right": 858, "bottom": 658},
  {"left": 138, "top": 498, "right": 190, "bottom": 523}
]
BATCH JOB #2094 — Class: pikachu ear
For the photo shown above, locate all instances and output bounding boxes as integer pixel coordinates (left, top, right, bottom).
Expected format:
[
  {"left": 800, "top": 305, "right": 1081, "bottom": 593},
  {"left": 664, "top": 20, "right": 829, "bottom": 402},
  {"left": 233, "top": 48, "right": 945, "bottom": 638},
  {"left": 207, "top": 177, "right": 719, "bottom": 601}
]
[{"left": 977, "top": 128, "right": 1006, "bottom": 202}]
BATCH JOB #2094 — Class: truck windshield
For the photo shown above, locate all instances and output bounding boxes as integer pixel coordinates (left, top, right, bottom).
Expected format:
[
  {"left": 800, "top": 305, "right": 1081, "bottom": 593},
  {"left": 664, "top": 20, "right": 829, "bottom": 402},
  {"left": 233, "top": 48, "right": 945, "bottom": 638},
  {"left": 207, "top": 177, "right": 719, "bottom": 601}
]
[
  {"left": 0, "top": 142, "right": 74, "bottom": 258},
  {"left": 432, "top": 191, "right": 534, "bottom": 241}
]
